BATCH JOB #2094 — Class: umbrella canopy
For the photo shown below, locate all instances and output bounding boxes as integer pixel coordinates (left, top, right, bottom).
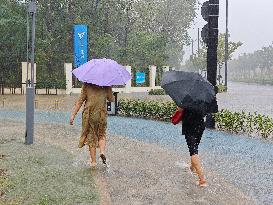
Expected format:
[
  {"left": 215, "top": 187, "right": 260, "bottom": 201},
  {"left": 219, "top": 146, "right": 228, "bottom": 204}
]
[
  {"left": 161, "top": 71, "right": 215, "bottom": 116},
  {"left": 72, "top": 58, "right": 131, "bottom": 86}
]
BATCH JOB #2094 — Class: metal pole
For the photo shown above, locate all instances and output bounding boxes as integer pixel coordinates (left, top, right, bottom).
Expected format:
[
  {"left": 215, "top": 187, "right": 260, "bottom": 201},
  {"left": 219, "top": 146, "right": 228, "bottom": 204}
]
[
  {"left": 30, "top": 2, "right": 36, "bottom": 88},
  {"left": 224, "top": 0, "right": 229, "bottom": 90},
  {"left": 25, "top": 0, "right": 37, "bottom": 145},
  {"left": 198, "top": 28, "right": 200, "bottom": 51},
  {"left": 191, "top": 39, "right": 194, "bottom": 56},
  {"left": 205, "top": 0, "right": 219, "bottom": 129},
  {"left": 26, "top": 8, "right": 29, "bottom": 86}
]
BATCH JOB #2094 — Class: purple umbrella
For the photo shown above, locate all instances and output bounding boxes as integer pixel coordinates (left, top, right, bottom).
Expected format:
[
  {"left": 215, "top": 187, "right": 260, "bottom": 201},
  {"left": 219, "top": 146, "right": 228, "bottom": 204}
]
[{"left": 72, "top": 58, "right": 131, "bottom": 86}]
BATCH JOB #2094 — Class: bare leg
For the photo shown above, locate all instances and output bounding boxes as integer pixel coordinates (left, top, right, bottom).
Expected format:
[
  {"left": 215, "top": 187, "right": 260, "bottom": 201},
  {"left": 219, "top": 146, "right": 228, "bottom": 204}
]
[
  {"left": 89, "top": 145, "right": 97, "bottom": 165},
  {"left": 98, "top": 137, "right": 106, "bottom": 155},
  {"left": 191, "top": 154, "right": 206, "bottom": 186},
  {"left": 98, "top": 137, "right": 107, "bottom": 164}
]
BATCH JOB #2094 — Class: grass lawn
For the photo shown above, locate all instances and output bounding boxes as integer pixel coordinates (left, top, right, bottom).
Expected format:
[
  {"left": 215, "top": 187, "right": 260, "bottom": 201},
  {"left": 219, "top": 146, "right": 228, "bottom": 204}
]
[{"left": 0, "top": 134, "right": 99, "bottom": 205}]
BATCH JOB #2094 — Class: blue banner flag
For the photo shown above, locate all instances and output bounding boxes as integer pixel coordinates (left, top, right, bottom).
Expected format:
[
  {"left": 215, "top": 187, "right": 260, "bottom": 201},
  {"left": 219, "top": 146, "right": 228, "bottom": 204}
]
[
  {"left": 136, "top": 72, "right": 145, "bottom": 84},
  {"left": 74, "top": 25, "right": 88, "bottom": 68}
]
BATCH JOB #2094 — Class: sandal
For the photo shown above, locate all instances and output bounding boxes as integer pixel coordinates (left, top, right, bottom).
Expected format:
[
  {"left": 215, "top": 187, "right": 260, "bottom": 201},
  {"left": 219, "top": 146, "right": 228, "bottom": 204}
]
[{"left": 100, "top": 154, "right": 107, "bottom": 165}]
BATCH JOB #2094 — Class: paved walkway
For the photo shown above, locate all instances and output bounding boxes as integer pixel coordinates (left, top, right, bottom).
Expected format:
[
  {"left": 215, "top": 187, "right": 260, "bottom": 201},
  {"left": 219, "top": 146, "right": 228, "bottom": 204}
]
[
  {"left": 1, "top": 82, "right": 273, "bottom": 118},
  {"left": 1, "top": 110, "right": 273, "bottom": 204},
  {"left": 1, "top": 119, "right": 256, "bottom": 205},
  {"left": 1, "top": 81, "right": 272, "bottom": 204},
  {"left": 118, "top": 81, "right": 273, "bottom": 118},
  {"left": 217, "top": 82, "right": 273, "bottom": 117}
]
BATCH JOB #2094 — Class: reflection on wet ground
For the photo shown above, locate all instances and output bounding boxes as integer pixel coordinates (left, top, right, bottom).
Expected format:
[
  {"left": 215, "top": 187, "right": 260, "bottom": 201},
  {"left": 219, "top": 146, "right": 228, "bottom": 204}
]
[{"left": 0, "top": 110, "right": 272, "bottom": 204}]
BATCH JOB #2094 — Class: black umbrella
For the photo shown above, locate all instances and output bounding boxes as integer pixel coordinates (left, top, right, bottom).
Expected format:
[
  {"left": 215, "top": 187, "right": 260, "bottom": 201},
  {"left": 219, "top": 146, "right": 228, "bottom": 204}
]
[{"left": 161, "top": 71, "right": 215, "bottom": 116}]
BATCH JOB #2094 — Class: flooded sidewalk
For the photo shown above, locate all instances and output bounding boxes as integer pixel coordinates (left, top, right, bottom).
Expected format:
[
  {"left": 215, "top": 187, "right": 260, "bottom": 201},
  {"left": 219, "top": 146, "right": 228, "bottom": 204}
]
[
  {"left": 217, "top": 82, "right": 273, "bottom": 118},
  {"left": 1, "top": 110, "right": 273, "bottom": 204},
  {"left": 0, "top": 120, "right": 256, "bottom": 205}
]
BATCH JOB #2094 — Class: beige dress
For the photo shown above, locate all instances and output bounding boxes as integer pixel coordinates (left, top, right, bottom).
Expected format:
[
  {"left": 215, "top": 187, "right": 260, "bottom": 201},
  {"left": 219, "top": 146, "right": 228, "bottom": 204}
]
[{"left": 77, "top": 83, "right": 114, "bottom": 148}]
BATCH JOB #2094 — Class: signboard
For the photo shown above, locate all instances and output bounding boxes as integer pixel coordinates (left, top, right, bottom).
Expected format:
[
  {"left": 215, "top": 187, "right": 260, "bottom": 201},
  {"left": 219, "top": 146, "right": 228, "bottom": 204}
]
[
  {"left": 136, "top": 72, "right": 145, "bottom": 84},
  {"left": 74, "top": 25, "right": 88, "bottom": 68}
]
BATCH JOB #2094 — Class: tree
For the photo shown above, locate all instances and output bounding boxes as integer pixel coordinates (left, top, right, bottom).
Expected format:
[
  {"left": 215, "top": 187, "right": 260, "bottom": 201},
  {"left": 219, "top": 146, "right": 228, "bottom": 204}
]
[
  {"left": 182, "top": 34, "right": 242, "bottom": 79},
  {"left": 0, "top": 0, "right": 26, "bottom": 85},
  {"left": 229, "top": 43, "right": 273, "bottom": 84},
  {"left": 0, "top": 0, "right": 198, "bottom": 86}
]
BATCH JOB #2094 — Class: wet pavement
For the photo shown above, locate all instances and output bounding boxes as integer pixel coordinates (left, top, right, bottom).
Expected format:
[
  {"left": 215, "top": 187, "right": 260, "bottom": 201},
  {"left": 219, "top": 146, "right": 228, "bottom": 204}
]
[
  {"left": 1, "top": 81, "right": 272, "bottom": 204},
  {"left": 217, "top": 82, "right": 273, "bottom": 118},
  {"left": 119, "top": 81, "right": 273, "bottom": 118},
  {"left": 0, "top": 110, "right": 272, "bottom": 204},
  {"left": 0, "top": 119, "right": 256, "bottom": 205}
]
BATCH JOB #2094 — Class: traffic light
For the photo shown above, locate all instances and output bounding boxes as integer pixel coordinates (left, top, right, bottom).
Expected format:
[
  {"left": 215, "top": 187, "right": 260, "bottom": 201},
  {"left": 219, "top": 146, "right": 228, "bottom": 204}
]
[
  {"left": 201, "top": 0, "right": 219, "bottom": 46},
  {"left": 201, "top": 0, "right": 219, "bottom": 129}
]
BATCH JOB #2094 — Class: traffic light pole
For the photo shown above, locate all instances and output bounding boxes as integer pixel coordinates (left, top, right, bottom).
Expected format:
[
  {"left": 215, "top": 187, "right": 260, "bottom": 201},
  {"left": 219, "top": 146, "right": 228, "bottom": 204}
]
[
  {"left": 201, "top": 0, "right": 219, "bottom": 129},
  {"left": 224, "top": 0, "right": 229, "bottom": 90},
  {"left": 25, "top": 1, "right": 37, "bottom": 145},
  {"left": 206, "top": 36, "right": 218, "bottom": 128}
]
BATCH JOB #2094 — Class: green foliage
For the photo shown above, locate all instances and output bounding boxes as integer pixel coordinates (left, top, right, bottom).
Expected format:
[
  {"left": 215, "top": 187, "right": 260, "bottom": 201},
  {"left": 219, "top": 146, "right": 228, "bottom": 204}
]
[
  {"left": 35, "top": 79, "right": 66, "bottom": 89},
  {"left": 0, "top": 0, "right": 197, "bottom": 86},
  {"left": 119, "top": 99, "right": 177, "bottom": 121},
  {"left": 183, "top": 34, "right": 242, "bottom": 73},
  {"left": 119, "top": 99, "right": 273, "bottom": 138},
  {"left": 217, "top": 34, "right": 243, "bottom": 68},
  {"left": 0, "top": 0, "right": 26, "bottom": 84},
  {"left": 126, "top": 32, "right": 168, "bottom": 67},
  {"left": 148, "top": 89, "right": 166, "bottom": 95},
  {"left": 213, "top": 109, "right": 273, "bottom": 138},
  {"left": 229, "top": 44, "right": 273, "bottom": 84},
  {"left": 217, "top": 84, "right": 227, "bottom": 93}
]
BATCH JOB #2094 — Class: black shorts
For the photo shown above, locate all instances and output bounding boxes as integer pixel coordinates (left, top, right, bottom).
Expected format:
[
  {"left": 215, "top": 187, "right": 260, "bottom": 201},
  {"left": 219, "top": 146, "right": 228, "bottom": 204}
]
[{"left": 182, "top": 110, "right": 205, "bottom": 156}]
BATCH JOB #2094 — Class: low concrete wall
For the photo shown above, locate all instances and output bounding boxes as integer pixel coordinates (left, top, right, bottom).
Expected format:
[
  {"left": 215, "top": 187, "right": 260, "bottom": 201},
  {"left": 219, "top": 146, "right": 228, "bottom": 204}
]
[
  {"left": 2, "top": 88, "right": 23, "bottom": 95},
  {"left": 35, "top": 89, "right": 66, "bottom": 95},
  {"left": 71, "top": 86, "right": 162, "bottom": 94},
  {"left": 1, "top": 88, "right": 66, "bottom": 95}
]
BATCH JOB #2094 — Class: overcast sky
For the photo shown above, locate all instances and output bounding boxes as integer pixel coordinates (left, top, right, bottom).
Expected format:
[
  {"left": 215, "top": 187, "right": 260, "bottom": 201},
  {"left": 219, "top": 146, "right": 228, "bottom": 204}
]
[{"left": 184, "top": 0, "right": 273, "bottom": 61}]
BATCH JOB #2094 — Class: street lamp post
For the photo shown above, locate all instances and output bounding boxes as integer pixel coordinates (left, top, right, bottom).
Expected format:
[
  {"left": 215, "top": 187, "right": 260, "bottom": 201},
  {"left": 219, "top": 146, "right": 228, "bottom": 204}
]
[
  {"left": 224, "top": 0, "right": 229, "bottom": 90},
  {"left": 25, "top": 0, "right": 37, "bottom": 145}
]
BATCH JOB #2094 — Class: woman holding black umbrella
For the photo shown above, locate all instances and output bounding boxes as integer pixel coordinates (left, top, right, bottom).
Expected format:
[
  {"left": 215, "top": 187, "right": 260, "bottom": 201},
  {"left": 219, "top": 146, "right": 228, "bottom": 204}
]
[
  {"left": 177, "top": 107, "right": 207, "bottom": 186},
  {"left": 162, "top": 71, "right": 215, "bottom": 187}
]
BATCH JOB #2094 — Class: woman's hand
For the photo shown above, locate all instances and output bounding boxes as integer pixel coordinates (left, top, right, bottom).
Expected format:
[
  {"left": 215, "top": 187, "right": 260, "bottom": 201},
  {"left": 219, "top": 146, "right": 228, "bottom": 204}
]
[
  {"left": 177, "top": 107, "right": 183, "bottom": 112},
  {"left": 70, "top": 114, "right": 75, "bottom": 125}
]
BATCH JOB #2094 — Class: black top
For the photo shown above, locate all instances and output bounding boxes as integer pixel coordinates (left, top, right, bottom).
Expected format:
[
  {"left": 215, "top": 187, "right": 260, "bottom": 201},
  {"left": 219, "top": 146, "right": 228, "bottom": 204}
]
[{"left": 182, "top": 109, "right": 205, "bottom": 136}]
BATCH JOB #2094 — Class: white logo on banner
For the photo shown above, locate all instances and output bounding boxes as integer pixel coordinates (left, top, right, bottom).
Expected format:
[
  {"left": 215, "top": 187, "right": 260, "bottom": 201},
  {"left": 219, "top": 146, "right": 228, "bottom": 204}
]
[{"left": 78, "top": 32, "right": 85, "bottom": 39}]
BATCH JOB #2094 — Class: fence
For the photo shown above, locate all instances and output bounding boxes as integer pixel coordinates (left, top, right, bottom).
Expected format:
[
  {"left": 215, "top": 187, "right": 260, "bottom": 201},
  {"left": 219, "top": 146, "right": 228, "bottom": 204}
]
[{"left": 0, "top": 82, "right": 64, "bottom": 95}]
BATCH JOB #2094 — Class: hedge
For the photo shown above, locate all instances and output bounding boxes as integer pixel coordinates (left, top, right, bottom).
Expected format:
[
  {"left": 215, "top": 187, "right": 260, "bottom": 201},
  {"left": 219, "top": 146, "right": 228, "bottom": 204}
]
[
  {"left": 118, "top": 99, "right": 273, "bottom": 138},
  {"left": 119, "top": 99, "right": 176, "bottom": 121},
  {"left": 213, "top": 109, "right": 273, "bottom": 138},
  {"left": 148, "top": 89, "right": 166, "bottom": 95}
]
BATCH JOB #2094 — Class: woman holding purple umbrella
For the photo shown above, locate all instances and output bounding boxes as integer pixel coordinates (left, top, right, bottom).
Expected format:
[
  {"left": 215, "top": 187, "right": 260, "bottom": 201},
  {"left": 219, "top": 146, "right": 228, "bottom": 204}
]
[
  {"left": 70, "top": 83, "right": 114, "bottom": 166},
  {"left": 69, "top": 58, "right": 131, "bottom": 167}
]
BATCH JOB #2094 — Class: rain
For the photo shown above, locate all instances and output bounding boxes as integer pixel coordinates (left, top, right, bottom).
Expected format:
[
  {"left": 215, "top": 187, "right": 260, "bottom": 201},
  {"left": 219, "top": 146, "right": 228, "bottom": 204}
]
[{"left": 1, "top": 0, "right": 273, "bottom": 205}]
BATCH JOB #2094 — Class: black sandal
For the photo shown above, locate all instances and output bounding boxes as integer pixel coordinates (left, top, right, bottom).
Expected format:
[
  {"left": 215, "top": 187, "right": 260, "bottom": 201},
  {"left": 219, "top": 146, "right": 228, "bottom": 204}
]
[{"left": 100, "top": 154, "right": 107, "bottom": 164}]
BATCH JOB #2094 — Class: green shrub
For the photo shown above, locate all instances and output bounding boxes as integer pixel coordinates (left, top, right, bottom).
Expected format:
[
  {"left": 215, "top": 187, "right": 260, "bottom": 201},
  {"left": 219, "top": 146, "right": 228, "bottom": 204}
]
[
  {"left": 213, "top": 109, "right": 273, "bottom": 138},
  {"left": 217, "top": 84, "right": 227, "bottom": 93},
  {"left": 119, "top": 99, "right": 176, "bottom": 121},
  {"left": 148, "top": 89, "right": 166, "bottom": 95},
  {"left": 36, "top": 79, "right": 66, "bottom": 89},
  {"left": 118, "top": 99, "right": 273, "bottom": 138}
]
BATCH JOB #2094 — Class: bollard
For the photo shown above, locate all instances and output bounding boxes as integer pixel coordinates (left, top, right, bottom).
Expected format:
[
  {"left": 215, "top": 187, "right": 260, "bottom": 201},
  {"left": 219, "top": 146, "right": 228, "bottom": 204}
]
[
  {"left": 34, "top": 100, "right": 38, "bottom": 109},
  {"left": 2, "top": 98, "right": 6, "bottom": 108},
  {"left": 54, "top": 100, "right": 59, "bottom": 109}
]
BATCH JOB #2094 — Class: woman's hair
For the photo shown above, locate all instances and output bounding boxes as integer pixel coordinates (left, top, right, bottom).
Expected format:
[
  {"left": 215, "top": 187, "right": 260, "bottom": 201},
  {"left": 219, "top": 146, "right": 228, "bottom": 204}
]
[{"left": 84, "top": 82, "right": 110, "bottom": 89}]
